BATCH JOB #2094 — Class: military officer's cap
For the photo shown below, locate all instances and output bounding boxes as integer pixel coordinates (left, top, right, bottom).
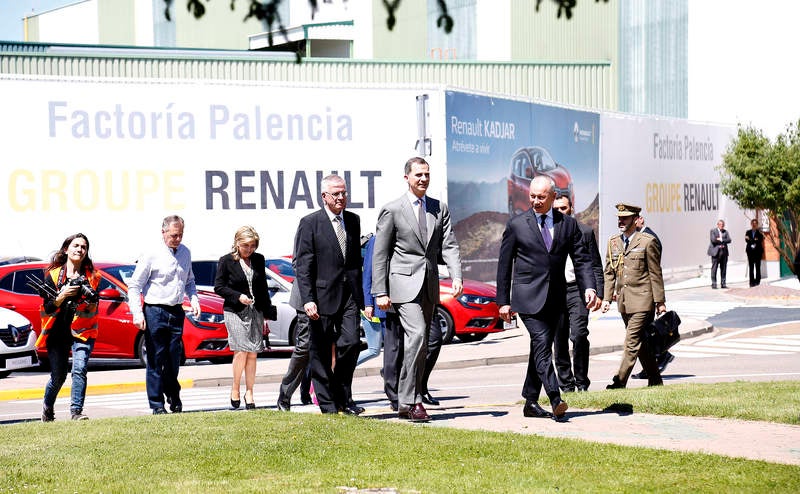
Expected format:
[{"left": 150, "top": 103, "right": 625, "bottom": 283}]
[{"left": 615, "top": 203, "right": 642, "bottom": 217}]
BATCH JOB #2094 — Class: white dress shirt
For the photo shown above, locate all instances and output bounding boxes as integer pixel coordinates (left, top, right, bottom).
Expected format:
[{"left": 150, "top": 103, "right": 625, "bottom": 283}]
[{"left": 127, "top": 242, "right": 199, "bottom": 320}]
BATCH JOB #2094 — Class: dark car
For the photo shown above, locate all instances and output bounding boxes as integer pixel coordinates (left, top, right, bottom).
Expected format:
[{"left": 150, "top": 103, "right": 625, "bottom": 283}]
[
  {"left": 0, "top": 262, "right": 232, "bottom": 366},
  {"left": 507, "top": 146, "right": 574, "bottom": 216}
]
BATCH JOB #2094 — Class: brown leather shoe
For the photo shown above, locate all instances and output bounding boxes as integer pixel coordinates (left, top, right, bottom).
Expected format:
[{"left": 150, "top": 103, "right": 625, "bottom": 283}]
[
  {"left": 398, "top": 403, "right": 431, "bottom": 422},
  {"left": 408, "top": 403, "right": 431, "bottom": 422}
]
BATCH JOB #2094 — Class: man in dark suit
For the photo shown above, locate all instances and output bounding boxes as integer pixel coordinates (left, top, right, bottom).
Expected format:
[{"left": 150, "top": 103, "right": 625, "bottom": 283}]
[
  {"left": 294, "top": 174, "right": 364, "bottom": 415},
  {"left": 745, "top": 219, "right": 765, "bottom": 287},
  {"left": 276, "top": 280, "right": 312, "bottom": 411},
  {"left": 708, "top": 219, "right": 732, "bottom": 289},
  {"left": 496, "top": 176, "right": 597, "bottom": 420},
  {"left": 552, "top": 194, "right": 603, "bottom": 393},
  {"left": 372, "top": 156, "right": 462, "bottom": 422}
]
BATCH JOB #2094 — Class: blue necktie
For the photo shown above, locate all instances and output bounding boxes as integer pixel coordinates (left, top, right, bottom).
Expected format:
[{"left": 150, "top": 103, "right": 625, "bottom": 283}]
[{"left": 540, "top": 214, "right": 552, "bottom": 250}]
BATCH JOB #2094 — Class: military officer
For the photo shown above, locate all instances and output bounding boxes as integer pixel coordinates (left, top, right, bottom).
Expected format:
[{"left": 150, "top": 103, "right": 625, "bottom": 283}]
[{"left": 602, "top": 203, "right": 666, "bottom": 389}]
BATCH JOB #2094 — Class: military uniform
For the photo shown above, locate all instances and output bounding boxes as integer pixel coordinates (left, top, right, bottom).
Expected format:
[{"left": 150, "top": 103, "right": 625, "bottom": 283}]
[{"left": 604, "top": 203, "right": 665, "bottom": 388}]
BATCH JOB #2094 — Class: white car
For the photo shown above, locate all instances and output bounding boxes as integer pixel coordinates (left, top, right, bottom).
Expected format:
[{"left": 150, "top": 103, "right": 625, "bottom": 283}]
[{"left": 0, "top": 306, "right": 39, "bottom": 378}]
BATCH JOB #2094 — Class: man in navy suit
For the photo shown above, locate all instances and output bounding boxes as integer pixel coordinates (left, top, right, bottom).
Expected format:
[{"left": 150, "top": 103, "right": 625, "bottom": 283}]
[
  {"left": 496, "top": 176, "right": 597, "bottom": 420},
  {"left": 294, "top": 174, "right": 364, "bottom": 415}
]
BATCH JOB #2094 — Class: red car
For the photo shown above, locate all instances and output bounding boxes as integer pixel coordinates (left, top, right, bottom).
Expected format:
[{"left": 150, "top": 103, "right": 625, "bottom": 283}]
[
  {"left": 0, "top": 262, "right": 232, "bottom": 366},
  {"left": 435, "top": 276, "right": 509, "bottom": 344},
  {"left": 507, "top": 146, "right": 574, "bottom": 216}
]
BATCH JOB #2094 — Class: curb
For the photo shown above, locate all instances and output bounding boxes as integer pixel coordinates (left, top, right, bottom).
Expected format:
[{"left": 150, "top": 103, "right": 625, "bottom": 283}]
[{"left": 0, "top": 323, "right": 715, "bottom": 399}]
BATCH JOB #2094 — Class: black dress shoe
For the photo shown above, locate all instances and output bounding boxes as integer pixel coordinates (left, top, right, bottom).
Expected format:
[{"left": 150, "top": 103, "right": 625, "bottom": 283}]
[
  {"left": 153, "top": 407, "right": 168, "bottom": 415},
  {"left": 341, "top": 405, "right": 363, "bottom": 416},
  {"left": 300, "top": 394, "right": 313, "bottom": 406},
  {"left": 522, "top": 400, "right": 552, "bottom": 418},
  {"left": 346, "top": 401, "right": 366, "bottom": 414},
  {"left": 631, "top": 370, "right": 648, "bottom": 379},
  {"left": 576, "top": 386, "right": 589, "bottom": 392},
  {"left": 606, "top": 377, "right": 626, "bottom": 389},
  {"left": 167, "top": 396, "right": 182, "bottom": 413},
  {"left": 658, "top": 352, "right": 675, "bottom": 373},
  {"left": 551, "top": 398, "right": 568, "bottom": 419},
  {"left": 389, "top": 401, "right": 398, "bottom": 412},
  {"left": 276, "top": 400, "right": 290, "bottom": 412},
  {"left": 421, "top": 392, "right": 439, "bottom": 406}
]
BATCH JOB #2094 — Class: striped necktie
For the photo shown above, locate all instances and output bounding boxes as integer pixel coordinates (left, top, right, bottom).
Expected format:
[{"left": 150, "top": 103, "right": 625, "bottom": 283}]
[{"left": 334, "top": 216, "right": 346, "bottom": 257}]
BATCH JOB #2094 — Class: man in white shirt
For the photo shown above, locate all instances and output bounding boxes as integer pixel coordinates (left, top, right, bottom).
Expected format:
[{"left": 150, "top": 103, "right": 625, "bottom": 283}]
[{"left": 127, "top": 215, "right": 201, "bottom": 415}]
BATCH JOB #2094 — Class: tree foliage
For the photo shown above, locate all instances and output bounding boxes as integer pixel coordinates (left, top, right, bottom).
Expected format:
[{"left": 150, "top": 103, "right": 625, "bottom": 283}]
[
  {"left": 165, "top": 1, "right": 607, "bottom": 39},
  {"left": 719, "top": 121, "right": 800, "bottom": 271}
]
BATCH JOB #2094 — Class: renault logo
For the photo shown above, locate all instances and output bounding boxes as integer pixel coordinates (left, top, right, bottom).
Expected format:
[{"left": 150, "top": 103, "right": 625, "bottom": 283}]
[{"left": 10, "top": 325, "right": 21, "bottom": 344}]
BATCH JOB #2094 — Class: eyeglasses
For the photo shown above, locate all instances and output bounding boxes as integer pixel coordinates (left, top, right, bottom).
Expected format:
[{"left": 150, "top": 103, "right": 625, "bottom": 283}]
[{"left": 325, "top": 191, "right": 348, "bottom": 198}]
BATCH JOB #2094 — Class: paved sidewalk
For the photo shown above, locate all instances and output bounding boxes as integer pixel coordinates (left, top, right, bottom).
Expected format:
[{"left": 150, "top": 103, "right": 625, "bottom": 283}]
[{"left": 3, "top": 274, "right": 800, "bottom": 466}]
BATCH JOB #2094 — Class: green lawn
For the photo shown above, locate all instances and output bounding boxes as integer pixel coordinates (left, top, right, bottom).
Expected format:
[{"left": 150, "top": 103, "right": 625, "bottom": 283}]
[{"left": 1, "top": 381, "right": 798, "bottom": 493}]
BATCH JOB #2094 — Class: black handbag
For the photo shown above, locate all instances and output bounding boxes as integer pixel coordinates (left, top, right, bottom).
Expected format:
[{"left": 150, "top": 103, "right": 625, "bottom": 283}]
[{"left": 644, "top": 310, "right": 681, "bottom": 356}]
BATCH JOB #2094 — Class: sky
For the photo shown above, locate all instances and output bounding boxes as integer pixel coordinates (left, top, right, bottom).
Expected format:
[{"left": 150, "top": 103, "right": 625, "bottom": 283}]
[{"left": 0, "top": 0, "right": 798, "bottom": 140}]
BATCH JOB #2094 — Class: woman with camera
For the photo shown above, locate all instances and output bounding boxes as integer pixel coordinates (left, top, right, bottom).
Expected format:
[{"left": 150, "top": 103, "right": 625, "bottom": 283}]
[
  {"left": 214, "top": 226, "right": 276, "bottom": 410},
  {"left": 38, "top": 233, "right": 101, "bottom": 422}
]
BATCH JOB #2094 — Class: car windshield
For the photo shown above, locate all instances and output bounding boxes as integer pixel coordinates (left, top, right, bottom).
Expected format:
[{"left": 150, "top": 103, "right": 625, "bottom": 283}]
[
  {"left": 102, "top": 265, "right": 137, "bottom": 287},
  {"left": 267, "top": 258, "right": 294, "bottom": 277},
  {"left": 535, "top": 149, "right": 557, "bottom": 172}
]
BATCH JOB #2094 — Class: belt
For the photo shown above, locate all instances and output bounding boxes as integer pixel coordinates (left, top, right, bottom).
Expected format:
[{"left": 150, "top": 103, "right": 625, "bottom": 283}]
[{"left": 566, "top": 281, "right": 578, "bottom": 287}]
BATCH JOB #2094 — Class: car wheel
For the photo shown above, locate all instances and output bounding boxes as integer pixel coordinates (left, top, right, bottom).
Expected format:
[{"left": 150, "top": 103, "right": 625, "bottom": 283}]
[
  {"left": 0, "top": 371, "right": 10, "bottom": 379},
  {"left": 136, "top": 333, "right": 147, "bottom": 367},
  {"left": 457, "top": 332, "right": 488, "bottom": 343},
  {"left": 434, "top": 306, "right": 455, "bottom": 345}
]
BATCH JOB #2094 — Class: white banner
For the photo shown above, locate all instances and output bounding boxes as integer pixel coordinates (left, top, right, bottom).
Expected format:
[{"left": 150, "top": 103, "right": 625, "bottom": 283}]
[
  {"left": 0, "top": 77, "right": 438, "bottom": 262},
  {"left": 599, "top": 113, "right": 743, "bottom": 272}
]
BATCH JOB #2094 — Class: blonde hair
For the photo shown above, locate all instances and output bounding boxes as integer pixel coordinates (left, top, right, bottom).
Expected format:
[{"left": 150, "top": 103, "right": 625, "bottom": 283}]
[{"left": 231, "top": 225, "right": 260, "bottom": 260}]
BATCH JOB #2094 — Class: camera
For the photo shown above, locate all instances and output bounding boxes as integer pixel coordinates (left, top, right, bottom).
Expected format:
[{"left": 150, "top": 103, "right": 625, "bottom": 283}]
[{"left": 69, "top": 276, "right": 99, "bottom": 303}]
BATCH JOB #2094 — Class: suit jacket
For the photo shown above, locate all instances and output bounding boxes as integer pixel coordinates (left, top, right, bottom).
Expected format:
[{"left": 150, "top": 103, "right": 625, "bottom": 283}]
[
  {"left": 707, "top": 228, "right": 731, "bottom": 258},
  {"left": 603, "top": 231, "right": 665, "bottom": 314},
  {"left": 745, "top": 228, "right": 764, "bottom": 257},
  {"left": 579, "top": 222, "right": 605, "bottom": 298},
  {"left": 496, "top": 208, "right": 595, "bottom": 315},
  {"left": 372, "top": 194, "right": 461, "bottom": 304},
  {"left": 214, "top": 252, "right": 276, "bottom": 320},
  {"left": 294, "top": 208, "right": 364, "bottom": 315}
]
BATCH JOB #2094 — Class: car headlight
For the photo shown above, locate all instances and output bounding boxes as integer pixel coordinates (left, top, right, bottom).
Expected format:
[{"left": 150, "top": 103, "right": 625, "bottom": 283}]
[
  {"left": 186, "top": 311, "right": 225, "bottom": 327},
  {"left": 457, "top": 294, "right": 494, "bottom": 307}
]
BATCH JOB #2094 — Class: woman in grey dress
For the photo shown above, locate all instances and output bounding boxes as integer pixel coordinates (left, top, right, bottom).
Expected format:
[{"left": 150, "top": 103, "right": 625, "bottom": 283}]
[{"left": 214, "top": 226, "right": 276, "bottom": 409}]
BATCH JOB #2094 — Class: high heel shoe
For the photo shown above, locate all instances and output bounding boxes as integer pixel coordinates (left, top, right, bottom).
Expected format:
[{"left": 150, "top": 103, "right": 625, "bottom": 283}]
[
  {"left": 230, "top": 393, "right": 241, "bottom": 409},
  {"left": 244, "top": 398, "right": 255, "bottom": 410}
]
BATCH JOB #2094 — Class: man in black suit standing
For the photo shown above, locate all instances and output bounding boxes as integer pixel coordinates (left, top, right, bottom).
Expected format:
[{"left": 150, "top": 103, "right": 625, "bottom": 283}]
[
  {"left": 497, "top": 176, "right": 597, "bottom": 420},
  {"left": 552, "top": 194, "right": 603, "bottom": 393},
  {"left": 708, "top": 219, "right": 732, "bottom": 289},
  {"left": 294, "top": 174, "right": 364, "bottom": 415},
  {"left": 745, "top": 219, "right": 765, "bottom": 287}
]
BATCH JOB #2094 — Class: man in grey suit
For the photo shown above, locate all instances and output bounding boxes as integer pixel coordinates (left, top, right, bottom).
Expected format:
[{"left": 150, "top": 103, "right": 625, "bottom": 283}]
[
  {"left": 372, "top": 156, "right": 462, "bottom": 422},
  {"left": 496, "top": 176, "right": 597, "bottom": 420},
  {"left": 708, "top": 219, "right": 732, "bottom": 289}
]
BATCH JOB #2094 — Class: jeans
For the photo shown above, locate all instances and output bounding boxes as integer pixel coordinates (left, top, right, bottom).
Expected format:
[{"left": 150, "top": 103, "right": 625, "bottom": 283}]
[
  {"left": 43, "top": 337, "right": 95, "bottom": 414},
  {"left": 357, "top": 316, "right": 384, "bottom": 366},
  {"left": 143, "top": 304, "right": 185, "bottom": 409}
]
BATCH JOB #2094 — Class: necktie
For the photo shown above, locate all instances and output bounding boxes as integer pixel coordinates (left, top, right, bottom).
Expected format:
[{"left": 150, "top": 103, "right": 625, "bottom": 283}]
[
  {"left": 540, "top": 214, "right": 552, "bottom": 250},
  {"left": 418, "top": 198, "right": 428, "bottom": 243},
  {"left": 624, "top": 237, "right": 629, "bottom": 251},
  {"left": 334, "top": 216, "right": 346, "bottom": 257}
]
